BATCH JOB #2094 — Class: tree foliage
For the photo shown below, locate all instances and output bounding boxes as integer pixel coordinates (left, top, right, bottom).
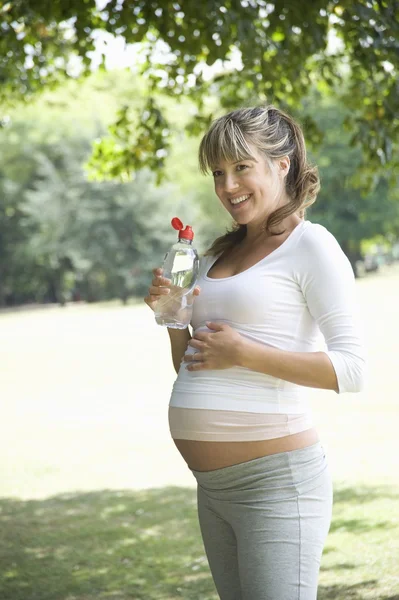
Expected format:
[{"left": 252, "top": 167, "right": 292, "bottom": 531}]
[
  {"left": 0, "top": 70, "right": 398, "bottom": 307},
  {"left": 1, "top": 0, "right": 398, "bottom": 185},
  {"left": 306, "top": 90, "right": 399, "bottom": 272},
  {"left": 0, "top": 88, "right": 200, "bottom": 306}
]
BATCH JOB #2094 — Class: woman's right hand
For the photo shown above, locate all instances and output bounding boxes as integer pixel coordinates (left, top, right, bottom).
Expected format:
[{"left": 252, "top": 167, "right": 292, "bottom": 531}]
[{"left": 144, "top": 267, "right": 201, "bottom": 313}]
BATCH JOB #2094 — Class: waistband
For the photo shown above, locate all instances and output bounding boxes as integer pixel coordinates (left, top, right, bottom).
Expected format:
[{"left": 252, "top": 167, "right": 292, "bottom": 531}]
[{"left": 190, "top": 442, "right": 328, "bottom": 499}]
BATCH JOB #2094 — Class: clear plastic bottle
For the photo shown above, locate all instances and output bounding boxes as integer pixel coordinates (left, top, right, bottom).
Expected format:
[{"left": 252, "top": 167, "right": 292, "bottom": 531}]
[{"left": 155, "top": 217, "right": 200, "bottom": 329}]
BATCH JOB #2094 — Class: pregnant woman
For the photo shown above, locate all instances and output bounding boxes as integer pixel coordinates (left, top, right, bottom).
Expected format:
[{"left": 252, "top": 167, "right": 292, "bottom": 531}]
[{"left": 144, "top": 105, "right": 366, "bottom": 600}]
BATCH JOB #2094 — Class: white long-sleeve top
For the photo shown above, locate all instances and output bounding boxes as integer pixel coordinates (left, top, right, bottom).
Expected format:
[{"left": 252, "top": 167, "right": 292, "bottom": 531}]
[{"left": 169, "top": 220, "right": 366, "bottom": 415}]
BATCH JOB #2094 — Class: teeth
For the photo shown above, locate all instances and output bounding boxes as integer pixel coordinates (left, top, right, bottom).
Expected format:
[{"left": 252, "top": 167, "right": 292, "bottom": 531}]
[{"left": 230, "top": 194, "right": 251, "bottom": 205}]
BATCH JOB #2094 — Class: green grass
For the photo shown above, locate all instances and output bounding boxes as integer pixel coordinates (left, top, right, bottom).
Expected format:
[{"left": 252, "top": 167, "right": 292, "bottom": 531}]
[
  {"left": 0, "top": 484, "right": 398, "bottom": 600},
  {"left": 1, "top": 265, "right": 399, "bottom": 599}
]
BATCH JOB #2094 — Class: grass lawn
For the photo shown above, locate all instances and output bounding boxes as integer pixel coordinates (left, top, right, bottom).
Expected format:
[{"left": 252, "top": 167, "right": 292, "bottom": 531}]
[{"left": 0, "top": 266, "right": 398, "bottom": 599}]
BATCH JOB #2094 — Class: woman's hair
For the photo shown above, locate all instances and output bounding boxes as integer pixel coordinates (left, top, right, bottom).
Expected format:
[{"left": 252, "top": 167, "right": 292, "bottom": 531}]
[{"left": 199, "top": 105, "right": 320, "bottom": 256}]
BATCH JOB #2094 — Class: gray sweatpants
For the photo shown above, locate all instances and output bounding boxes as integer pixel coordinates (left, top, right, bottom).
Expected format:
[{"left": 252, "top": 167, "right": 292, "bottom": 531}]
[{"left": 190, "top": 442, "right": 333, "bottom": 600}]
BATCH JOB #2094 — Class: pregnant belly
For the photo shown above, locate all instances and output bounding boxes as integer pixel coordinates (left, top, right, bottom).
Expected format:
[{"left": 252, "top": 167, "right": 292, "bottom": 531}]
[{"left": 172, "top": 431, "right": 319, "bottom": 472}]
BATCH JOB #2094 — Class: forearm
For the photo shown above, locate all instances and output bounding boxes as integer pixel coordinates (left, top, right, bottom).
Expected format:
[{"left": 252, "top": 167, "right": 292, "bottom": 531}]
[
  {"left": 168, "top": 327, "right": 192, "bottom": 374},
  {"left": 238, "top": 338, "right": 339, "bottom": 392}
]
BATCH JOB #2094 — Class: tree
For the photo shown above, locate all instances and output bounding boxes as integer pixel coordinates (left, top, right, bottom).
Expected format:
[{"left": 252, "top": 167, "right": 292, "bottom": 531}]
[
  {"left": 1, "top": 0, "right": 398, "bottom": 186},
  {"left": 306, "top": 89, "right": 399, "bottom": 273},
  {"left": 0, "top": 119, "right": 51, "bottom": 305},
  {"left": 0, "top": 83, "right": 202, "bottom": 306}
]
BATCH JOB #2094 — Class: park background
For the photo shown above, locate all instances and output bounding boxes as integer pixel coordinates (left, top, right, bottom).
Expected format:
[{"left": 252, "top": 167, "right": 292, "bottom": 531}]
[{"left": 0, "top": 1, "right": 398, "bottom": 599}]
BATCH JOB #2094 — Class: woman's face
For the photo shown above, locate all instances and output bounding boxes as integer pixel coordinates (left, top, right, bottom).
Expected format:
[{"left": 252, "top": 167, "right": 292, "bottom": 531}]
[{"left": 211, "top": 145, "right": 289, "bottom": 228}]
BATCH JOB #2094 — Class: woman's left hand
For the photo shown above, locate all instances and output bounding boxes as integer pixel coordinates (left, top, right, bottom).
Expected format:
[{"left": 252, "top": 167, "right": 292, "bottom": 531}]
[{"left": 183, "top": 322, "right": 244, "bottom": 371}]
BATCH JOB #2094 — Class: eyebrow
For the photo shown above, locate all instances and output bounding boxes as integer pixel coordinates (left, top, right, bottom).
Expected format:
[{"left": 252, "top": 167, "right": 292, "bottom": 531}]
[{"left": 212, "top": 157, "right": 258, "bottom": 169}]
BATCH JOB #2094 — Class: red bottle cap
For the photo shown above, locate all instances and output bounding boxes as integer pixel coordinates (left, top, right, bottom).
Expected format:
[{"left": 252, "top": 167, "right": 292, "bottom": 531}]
[{"left": 171, "top": 217, "right": 194, "bottom": 241}]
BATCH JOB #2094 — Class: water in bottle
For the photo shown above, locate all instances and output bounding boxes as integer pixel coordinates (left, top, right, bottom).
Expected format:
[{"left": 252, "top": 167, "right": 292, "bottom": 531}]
[{"left": 155, "top": 217, "right": 200, "bottom": 329}]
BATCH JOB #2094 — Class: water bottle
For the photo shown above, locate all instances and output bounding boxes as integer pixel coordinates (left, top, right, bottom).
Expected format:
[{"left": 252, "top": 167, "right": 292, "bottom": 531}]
[{"left": 155, "top": 217, "right": 200, "bottom": 329}]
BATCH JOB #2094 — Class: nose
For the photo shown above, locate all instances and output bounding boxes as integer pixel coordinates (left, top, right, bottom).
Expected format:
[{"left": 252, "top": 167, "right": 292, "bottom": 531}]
[{"left": 222, "top": 172, "right": 240, "bottom": 194}]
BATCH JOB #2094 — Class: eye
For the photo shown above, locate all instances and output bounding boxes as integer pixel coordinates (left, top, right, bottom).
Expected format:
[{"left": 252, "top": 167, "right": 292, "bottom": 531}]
[
  {"left": 237, "top": 164, "right": 249, "bottom": 171},
  {"left": 212, "top": 170, "right": 223, "bottom": 178}
]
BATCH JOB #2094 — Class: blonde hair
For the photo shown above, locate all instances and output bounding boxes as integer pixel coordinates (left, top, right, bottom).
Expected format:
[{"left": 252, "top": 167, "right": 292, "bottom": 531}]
[{"left": 199, "top": 105, "right": 320, "bottom": 256}]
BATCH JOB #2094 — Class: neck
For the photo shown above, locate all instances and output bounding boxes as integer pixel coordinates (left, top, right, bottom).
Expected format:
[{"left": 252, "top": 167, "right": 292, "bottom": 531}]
[{"left": 244, "top": 214, "right": 302, "bottom": 244}]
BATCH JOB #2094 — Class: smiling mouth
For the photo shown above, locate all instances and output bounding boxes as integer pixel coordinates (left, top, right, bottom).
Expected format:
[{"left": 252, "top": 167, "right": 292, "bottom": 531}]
[{"left": 229, "top": 193, "right": 252, "bottom": 206}]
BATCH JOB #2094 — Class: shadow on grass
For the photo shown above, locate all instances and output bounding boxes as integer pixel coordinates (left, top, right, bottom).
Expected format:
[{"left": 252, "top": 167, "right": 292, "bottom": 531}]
[
  {"left": 318, "top": 582, "right": 399, "bottom": 600},
  {"left": 0, "top": 483, "right": 398, "bottom": 600},
  {"left": 332, "top": 484, "right": 399, "bottom": 505},
  {"left": 328, "top": 484, "right": 399, "bottom": 536}
]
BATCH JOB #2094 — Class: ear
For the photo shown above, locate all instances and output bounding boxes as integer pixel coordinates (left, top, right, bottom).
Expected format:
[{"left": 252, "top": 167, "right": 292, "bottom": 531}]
[{"left": 278, "top": 156, "right": 290, "bottom": 179}]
